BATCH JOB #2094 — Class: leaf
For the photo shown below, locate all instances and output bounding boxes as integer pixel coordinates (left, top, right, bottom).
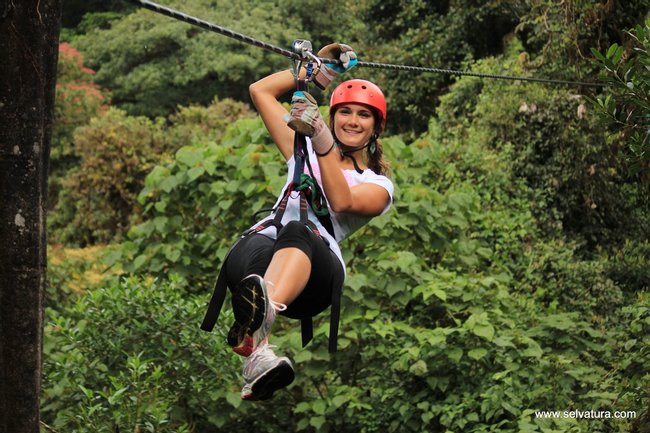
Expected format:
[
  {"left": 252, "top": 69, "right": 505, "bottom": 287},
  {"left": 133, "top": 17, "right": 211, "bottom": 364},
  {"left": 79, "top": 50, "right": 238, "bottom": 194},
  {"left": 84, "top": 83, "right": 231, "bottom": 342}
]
[
  {"left": 409, "top": 359, "right": 428, "bottom": 376},
  {"left": 293, "top": 350, "right": 313, "bottom": 363},
  {"left": 132, "top": 254, "right": 147, "bottom": 271},
  {"left": 78, "top": 385, "right": 93, "bottom": 399},
  {"left": 539, "top": 314, "right": 576, "bottom": 331},
  {"left": 295, "top": 402, "right": 311, "bottom": 414},
  {"left": 312, "top": 400, "right": 327, "bottom": 415},
  {"left": 522, "top": 342, "right": 543, "bottom": 358},
  {"left": 472, "top": 323, "right": 495, "bottom": 341},
  {"left": 331, "top": 395, "right": 348, "bottom": 408},
  {"left": 591, "top": 47, "right": 606, "bottom": 63},
  {"left": 468, "top": 348, "right": 488, "bottom": 360},
  {"left": 154, "top": 200, "right": 167, "bottom": 213},
  {"left": 432, "top": 287, "right": 447, "bottom": 301},
  {"left": 164, "top": 248, "right": 181, "bottom": 263},
  {"left": 225, "top": 391, "right": 241, "bottom": 408},
  {"left": 606, "top": 43, "right": 620, "bottom": 59},
  {"left": 447, "top": 347, "right": 463, "bottom": 363},
  {"left": 310, "top": 415, "right": 326, "bottom": 429},
  {"left": 160, "top": 175, "right": 179, "bottom": 193},
  {"left": 624, "top": 339, "right": 637, "bottom": 350},
  {"left": 107, "top": 387, "right": 128, "bottom": 405},
  {"left": 176, "top": 147, "right": 203, "bottom": 167},
  {"left": 187, "top": 166, "right": 205, "bottom": 181}
]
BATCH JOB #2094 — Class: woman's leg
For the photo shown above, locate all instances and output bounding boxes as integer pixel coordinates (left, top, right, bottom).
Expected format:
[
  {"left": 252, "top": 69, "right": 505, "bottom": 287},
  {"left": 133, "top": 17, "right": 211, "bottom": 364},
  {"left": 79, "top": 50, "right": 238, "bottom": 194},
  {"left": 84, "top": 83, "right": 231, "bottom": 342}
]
[
  {"left": 263, "top": 221, "right": 317, "bottom": 304},
  {"left": 235, "top": 223, "right": 343, "bottom": 400},
  {"left": 266, "top": 221, "right": 343, "bottom": 320},
  {"left": 263, "top": 247, "right": 311, "bottom": 305}
]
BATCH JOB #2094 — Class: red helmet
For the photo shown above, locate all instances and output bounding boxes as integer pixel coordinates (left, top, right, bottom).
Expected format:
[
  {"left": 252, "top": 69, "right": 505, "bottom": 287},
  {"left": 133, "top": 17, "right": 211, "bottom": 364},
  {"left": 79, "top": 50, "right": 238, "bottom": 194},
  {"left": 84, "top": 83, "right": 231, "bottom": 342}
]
[{"left": 329, "top": 79, "right": 387, "bottom": 132}]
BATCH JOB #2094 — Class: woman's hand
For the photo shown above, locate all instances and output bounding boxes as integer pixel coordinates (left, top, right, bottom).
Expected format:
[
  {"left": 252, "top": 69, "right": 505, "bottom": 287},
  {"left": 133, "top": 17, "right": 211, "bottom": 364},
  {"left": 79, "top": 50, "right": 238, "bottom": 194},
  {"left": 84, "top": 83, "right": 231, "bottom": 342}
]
[
  {"left": 314, "top": 43, "right": 358, "bottom": 90},
  {"left": 287, "top": 91, "right": 334, "bottom": 155}
]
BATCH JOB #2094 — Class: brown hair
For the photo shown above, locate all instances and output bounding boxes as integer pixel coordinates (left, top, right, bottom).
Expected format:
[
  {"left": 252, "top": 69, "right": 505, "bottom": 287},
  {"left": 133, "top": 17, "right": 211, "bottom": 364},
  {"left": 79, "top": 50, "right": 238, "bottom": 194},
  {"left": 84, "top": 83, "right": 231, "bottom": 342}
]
[{"left": 366, "top": 132, "right": 390, "bottom": 176}]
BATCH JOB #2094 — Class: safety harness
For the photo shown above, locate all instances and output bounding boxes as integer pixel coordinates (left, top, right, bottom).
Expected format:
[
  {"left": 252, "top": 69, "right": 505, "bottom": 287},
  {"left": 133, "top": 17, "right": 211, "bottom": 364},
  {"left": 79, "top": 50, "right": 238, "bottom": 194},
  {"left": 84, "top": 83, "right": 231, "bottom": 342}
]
[{"left": 200, "top": 40, "right": 343, "bottom": 353}]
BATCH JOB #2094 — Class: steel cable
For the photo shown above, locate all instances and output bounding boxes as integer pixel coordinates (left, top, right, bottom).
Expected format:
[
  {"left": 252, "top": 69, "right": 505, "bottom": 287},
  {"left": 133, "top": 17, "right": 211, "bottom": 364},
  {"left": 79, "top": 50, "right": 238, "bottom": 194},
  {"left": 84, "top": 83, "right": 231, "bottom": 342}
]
[{"left": 130, "top": 0, "right": 605, "bottom": 88}]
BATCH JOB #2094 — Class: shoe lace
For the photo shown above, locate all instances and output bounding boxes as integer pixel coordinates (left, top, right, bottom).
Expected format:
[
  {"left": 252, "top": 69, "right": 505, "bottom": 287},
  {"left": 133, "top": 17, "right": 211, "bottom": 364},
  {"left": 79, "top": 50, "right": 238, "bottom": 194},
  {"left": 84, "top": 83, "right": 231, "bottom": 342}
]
[
  {"left": 265, "top": 281, "right": 287, "bottom": 312},
  {"left": 270, "top": 299, "right": 287, "bottom": 312},
  {"left": 250, "top": 343, "right": 278, "bottom": 362},
  {"left": 243, "top": 343, "right": 278, "bottom": 377}
]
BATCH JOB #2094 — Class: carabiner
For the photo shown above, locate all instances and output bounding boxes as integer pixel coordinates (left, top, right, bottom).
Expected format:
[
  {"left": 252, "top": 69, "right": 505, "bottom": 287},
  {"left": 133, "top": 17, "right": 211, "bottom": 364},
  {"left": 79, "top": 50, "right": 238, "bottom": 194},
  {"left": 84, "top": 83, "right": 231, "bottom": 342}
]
[
  {"left": 291, "top": 39, "right": 321, "bottom": 83},
  {"left": 304, "top": 51, "right": 322, "bottom": 82}
]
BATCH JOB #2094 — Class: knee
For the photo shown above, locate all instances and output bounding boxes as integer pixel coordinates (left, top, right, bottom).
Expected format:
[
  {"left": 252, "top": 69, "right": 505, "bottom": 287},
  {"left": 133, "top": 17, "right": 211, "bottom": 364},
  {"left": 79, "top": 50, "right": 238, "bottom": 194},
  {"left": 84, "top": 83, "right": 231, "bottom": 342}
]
[
  {"left": 275, "top": 221, "right": 313, "bottom": 258},
  {"left": 277, "top": 221, "right": 310, "bottom": 240}
]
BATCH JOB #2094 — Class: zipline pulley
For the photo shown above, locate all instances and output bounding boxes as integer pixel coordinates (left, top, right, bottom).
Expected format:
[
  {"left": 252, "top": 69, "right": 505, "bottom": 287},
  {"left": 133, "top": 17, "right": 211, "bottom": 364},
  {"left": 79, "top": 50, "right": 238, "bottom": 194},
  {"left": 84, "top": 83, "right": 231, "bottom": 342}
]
[{"left": 291, "top": 39, "right": 321, "bottom": 84}]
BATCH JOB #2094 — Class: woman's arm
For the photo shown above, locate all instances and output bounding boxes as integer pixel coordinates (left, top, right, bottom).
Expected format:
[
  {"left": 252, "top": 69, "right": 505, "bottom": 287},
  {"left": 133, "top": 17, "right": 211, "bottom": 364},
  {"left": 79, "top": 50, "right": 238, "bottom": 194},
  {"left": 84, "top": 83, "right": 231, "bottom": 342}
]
[
  {"left": 249, "top": 70, "right": 297, "bottom": 161},
  {"left": 316, "top": 150, "right": 391, "bottom": 217}
]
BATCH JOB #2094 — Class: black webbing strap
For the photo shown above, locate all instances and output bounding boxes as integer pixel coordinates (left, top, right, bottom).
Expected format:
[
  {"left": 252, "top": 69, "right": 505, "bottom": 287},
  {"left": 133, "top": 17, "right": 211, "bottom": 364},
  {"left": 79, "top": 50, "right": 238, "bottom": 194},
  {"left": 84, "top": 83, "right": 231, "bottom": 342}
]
[
  {"left": 329, "top": 281, "right": 343, "bottom": 353},
  {"left": 199, "top": 264, "right": 228, "bottom": 332},
  {"left": 200, "top": 239, "right": 240, "bottom": 332}
]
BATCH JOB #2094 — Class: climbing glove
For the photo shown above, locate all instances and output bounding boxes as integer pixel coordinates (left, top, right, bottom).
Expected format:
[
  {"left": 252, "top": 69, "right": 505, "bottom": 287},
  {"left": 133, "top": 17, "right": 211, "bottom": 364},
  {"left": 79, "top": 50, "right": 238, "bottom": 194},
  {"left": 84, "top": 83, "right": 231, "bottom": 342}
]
[
  {"left": 287, "top": 91, "right": 334, "bottom": 156},
  {"left": 314, "top": 43, "right": 358, "bottom": 90}
]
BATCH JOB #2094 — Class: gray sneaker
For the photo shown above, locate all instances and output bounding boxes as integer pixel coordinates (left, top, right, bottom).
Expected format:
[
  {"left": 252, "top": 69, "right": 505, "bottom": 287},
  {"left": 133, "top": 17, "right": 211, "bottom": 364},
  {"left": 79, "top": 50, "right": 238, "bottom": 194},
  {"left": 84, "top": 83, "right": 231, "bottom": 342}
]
[{"left": 240, "top": 344, "right": 294, "bottom": 401}]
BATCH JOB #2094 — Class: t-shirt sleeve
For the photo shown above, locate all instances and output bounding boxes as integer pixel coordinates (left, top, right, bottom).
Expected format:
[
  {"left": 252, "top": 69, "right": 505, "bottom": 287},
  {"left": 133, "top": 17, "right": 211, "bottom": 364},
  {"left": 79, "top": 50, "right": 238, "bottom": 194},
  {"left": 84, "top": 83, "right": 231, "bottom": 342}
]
[{"left": 363, "top": 171, "right": 394, "bottom": 216}]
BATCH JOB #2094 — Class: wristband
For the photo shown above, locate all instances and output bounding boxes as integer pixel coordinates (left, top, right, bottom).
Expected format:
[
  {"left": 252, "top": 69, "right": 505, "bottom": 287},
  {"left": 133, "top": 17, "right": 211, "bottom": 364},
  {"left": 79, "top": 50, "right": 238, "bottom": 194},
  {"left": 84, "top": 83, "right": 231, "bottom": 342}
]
[{"left": 315, "top": 142, "right": 336, "bottom": 157}]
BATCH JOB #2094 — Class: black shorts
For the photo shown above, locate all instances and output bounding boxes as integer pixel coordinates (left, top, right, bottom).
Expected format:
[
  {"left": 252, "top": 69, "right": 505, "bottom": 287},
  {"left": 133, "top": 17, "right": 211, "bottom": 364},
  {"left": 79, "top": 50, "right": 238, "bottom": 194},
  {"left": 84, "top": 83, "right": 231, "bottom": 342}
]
[{"left": 224, "top": 221, "right": 344, "bottom": 320}]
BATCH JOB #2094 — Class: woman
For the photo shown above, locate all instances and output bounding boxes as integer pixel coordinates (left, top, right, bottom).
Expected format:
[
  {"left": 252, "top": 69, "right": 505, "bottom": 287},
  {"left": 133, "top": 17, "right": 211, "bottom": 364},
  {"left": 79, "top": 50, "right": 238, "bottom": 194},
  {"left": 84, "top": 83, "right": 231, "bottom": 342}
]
[{"left": 202, "top": 44, "right": 394, "bottom": 401}]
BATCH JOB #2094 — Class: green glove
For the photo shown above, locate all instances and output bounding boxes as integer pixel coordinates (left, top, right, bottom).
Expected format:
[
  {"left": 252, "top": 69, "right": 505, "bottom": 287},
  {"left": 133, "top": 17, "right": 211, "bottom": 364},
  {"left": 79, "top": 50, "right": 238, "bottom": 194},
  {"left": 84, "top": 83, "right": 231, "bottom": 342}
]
[{"left": 314, "top": 43, "right": 358, "bottom": 90}]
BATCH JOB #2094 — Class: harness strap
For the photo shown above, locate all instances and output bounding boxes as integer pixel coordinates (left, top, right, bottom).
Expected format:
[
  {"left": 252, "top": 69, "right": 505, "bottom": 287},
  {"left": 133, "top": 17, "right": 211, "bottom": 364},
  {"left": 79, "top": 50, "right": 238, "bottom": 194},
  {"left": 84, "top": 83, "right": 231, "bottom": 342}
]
[
  {"left": 199, "top": 238, "right": 240, "bottom": 332},
  {"left": 199, "top": 265, "right": 228, "bottom": 332}
]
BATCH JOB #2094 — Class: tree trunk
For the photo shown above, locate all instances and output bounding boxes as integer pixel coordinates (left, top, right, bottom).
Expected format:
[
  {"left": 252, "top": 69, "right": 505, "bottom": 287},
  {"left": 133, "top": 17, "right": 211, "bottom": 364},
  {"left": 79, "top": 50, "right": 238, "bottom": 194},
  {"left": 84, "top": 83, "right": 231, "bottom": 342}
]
[{"left": 0, "top": 1, "right": 61, "bottom": 432}]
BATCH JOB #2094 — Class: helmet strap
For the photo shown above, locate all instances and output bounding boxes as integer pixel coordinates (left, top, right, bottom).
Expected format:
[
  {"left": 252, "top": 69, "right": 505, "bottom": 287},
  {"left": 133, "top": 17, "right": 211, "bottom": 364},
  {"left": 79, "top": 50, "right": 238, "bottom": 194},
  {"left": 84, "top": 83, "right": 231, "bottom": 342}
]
[
  {"left": 332, "top": 127, "right": 381, "bottom": 174},
  {"left": 337, "top": 139, "right": 368, "bottom": 174}
]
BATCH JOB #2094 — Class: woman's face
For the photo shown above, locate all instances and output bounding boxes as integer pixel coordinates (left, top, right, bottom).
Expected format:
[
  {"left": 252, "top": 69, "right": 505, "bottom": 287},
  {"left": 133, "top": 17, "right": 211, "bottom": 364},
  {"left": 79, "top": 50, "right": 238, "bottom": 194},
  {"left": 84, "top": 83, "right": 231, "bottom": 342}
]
[{"left": 333, "top": 103, "right": 376, "bottom": 149}]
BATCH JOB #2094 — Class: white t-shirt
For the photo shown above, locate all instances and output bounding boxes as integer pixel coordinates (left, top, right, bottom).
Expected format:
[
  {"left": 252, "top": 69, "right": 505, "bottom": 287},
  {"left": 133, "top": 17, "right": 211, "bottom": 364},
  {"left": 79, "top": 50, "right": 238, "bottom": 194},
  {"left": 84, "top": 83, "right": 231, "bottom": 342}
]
[{"left": 248, "top": 139, "right": 394, "bottom": 274}]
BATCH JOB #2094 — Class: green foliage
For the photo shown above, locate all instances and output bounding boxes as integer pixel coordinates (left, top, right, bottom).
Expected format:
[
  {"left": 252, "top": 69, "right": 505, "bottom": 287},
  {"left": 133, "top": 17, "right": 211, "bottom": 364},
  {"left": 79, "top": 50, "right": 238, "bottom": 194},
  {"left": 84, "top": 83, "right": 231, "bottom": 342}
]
[
  {"left": 82, "top": 115, "right": 646, "bottom": 432},
  {"left": 358, "top": 0, "right": 519, "bottom": 136},
  {"left": 45, "top": 3, "right": 650, "bottom": 433},
  {"left": 323, "top": 129, "right": 627, "bottom": 433},
  {"left": 50, "top": 108, "right": 169, "bottom": 245},
  {"left": 46, "top": 244, "right": 120, "bottom": 311},
  {"left": 72, "top": 0, "right": 298, "bottom": 117},
  {"left": 516, "top": 0, "right": 650, "bottom": 70},
  {"left": 354, "top": 0, "right": 649, "bottom": 136},
  {"left": 61, "top": 0, "right": 133, "bottom": 29},
  {"left": 276, "top": 0, "right": 367, "bottom": 52},
  {"left": 589, "top": 17, "right": 650, "bottom": 181},
  {"left": 41, "top": 276, "right": 254, "bottom": 432},
  {"left": 49, "top": 98, "right": 253, "bottom": 246},
  {"left": 166, "top": 95, "right": 255, "bottom": 146},
  {"left": 113, "top": 115, "right": 283, "bottom": 287},
  {"left": 434, "top": 52, "right": 650, "bottom": 247},
  {"left": 613, "top": 292, "right": 650, "bottom": 433}
]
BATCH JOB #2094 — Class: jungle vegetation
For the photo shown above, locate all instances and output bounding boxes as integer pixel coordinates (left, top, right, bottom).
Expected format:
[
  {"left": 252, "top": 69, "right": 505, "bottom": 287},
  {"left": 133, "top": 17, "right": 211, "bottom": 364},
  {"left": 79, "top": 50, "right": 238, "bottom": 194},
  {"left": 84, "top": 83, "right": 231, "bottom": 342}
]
[{"left": 43, "top": 1, "right": 650, "bottom": 432}]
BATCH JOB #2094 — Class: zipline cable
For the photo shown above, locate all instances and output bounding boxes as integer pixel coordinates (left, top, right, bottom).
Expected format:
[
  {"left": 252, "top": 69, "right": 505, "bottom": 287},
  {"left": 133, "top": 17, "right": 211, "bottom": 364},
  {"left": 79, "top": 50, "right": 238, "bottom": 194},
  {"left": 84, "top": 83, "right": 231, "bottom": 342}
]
[{"left": 129, "top": 0, "right": 606, "bottom": 88}]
